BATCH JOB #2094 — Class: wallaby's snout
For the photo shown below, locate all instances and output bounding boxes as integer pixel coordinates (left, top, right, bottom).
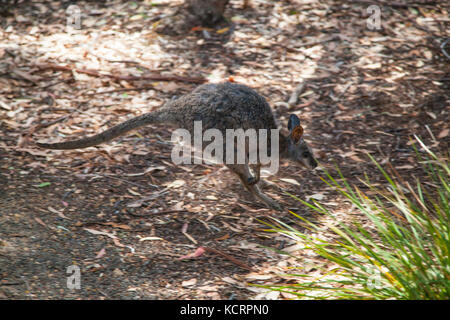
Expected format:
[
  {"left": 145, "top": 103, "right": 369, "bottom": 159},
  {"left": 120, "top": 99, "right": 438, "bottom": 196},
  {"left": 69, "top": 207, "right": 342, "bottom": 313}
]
[
  {"left": 286, "top": 114, "right": 318, "bottom": 171},
  {"left": 301, "top": 136, "right": 318, "bottom": 170},
  {"left": 295, "top": 139, "right": 318, "bottom": 170}
]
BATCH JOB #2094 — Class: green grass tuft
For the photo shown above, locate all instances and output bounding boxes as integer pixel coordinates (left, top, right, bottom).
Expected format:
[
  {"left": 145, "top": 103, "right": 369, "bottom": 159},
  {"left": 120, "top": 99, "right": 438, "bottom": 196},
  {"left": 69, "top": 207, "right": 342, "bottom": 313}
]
[{"left": 264, "top": 137, "right": 449, "bottom": 300}]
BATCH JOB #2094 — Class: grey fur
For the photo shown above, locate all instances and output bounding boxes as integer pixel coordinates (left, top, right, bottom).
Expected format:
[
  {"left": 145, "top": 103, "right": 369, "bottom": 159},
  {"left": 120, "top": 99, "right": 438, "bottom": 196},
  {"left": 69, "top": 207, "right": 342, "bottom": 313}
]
[{"left": 36, "top": 82, "right": 317, "bottom": 210}]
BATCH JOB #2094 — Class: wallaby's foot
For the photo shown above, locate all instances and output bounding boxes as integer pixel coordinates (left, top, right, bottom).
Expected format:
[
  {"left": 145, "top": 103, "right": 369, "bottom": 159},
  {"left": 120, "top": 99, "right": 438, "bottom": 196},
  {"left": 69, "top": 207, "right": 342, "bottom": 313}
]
[
  {"left": 250, "top": 179, "right": 283, "bottom": 211},
  {"left": 248, "top": 180, "right": 283, "bottom": 211}
]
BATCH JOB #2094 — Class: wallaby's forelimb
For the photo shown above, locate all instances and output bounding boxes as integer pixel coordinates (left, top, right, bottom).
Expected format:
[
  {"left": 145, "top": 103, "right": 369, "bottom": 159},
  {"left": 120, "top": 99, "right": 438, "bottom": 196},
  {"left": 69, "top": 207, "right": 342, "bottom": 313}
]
[{"left": 247, "top": 163, "right": 261, "bottom": 186}]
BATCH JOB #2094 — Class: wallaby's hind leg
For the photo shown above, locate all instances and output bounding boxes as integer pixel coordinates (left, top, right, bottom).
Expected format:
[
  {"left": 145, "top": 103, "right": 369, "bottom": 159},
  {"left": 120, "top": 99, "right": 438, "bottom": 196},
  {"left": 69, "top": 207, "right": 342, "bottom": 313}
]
[
  {"left": 227, "top": 164, "right": 283, "bottom": 211},
  {"left": 247, "top": 163, "right": 261, "bottom": 186}
]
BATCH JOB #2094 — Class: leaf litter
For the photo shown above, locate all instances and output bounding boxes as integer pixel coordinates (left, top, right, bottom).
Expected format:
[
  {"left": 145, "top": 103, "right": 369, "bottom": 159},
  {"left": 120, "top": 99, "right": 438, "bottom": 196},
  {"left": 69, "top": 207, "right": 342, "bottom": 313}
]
[{"left": 0, "top": 0, "right": 448, "bottom": 299}]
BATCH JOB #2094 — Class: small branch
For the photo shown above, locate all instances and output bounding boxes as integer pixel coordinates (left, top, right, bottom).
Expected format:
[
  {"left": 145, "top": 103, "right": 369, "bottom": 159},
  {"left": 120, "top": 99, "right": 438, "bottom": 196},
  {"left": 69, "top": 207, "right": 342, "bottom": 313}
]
[
  {"left": 128, "top": 210, "right": 190, "bottom": 218},
  {"left": 11, "top": 68, "right": 41, "bottom": 85},
  {"left": 349, "top": 0, "right": 438, "bottom": 9},
  {"left": 203, "top": 246, "right": 255, "bottom": 272},
  {"left": 82, "top": 86, "right": 157, "bottom": 96},
  {"left": 73, "top": 173, "right": 157, "bottom": 190},
  {"left": 30, "top": 115, "right": 69, "bottom": 134},
  {"left": 27, "top": 112, "right": 74, "bottom": 142},
  {"left": 35, "top": 63, "right": 207, "bottom": 84},
  {"left": 288, "top": 80, "right": 306, "bottom": 107}
]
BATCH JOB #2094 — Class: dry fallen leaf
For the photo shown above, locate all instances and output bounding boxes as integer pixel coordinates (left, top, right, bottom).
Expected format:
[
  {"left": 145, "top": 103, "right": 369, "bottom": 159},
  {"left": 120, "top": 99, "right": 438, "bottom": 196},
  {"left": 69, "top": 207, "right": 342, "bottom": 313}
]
[
  {"left": 139, "top": 237, "right": 164, "bottom": 241},
  {"left": 0, "top": 100, "right": 11, "bottom": 110},
  {"left": 306, "top": 193, "right": 325, "bottom": 201},
  {"left": 216, "top": 27, "right": 229, "bottom": 34},
  {"left": 103, "top": 222, "right": 131, "bottom": 230},
  {"left": 245, "top": 273, "right": 273, "bottom": 280},
  {"left": 181, "top": 278, "right": 197, "bottom": 287},
  {"left": 395, "top": 165, "right": 415, "bottom": 170},
  {"left": 178, "top": 247, "right": 205, "bottom": 260},
  {"left": 47, "top": 206, "right": 70, "bottom": 219},
  {"left": 282, "top": 243, "right": 305, "bottom": 253},
  {"left": 197, "top": 285, "right": 218, "bottom": 292},
  {"left": 438, "top": 128, "right": 449, "bottom": 139},
  {"left": 84, "top": 228, "right": 117, "bottom": 239},
  {"left": 265, "top": 291, "right": 281, "bottom": 300},
  {"left": 221, "top": 277, "right": 239, "bottom": 285},
  {"left": 280, "top": 178, "right": 300, "bottom": 186},
  {"left": 95, "top": 247, "right": 106, "bottom": 259},
  {"left": 214, "top": 234, "right": 230, "bottom": 241},
  {"left": 125, "top": 166, "right": 165, "bottom": 177},
  {"left": 182, "top": 232, "right": 198, "bottom": 244},
  {"left": 113, "top": 268, "right": 124, "bottom": 277},
  {"left": 165, "top": 179, "right": 186, "bottom": 189},
  {"left": 34, "top": 217, "right": 47, "bottom": 227}
]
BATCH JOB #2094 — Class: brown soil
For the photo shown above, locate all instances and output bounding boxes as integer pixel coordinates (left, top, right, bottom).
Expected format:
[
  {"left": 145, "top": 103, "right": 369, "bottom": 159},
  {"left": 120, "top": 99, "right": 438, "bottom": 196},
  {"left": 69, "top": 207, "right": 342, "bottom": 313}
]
[{"left": 0, "top": 0, "right": 448, "bottom": 299}]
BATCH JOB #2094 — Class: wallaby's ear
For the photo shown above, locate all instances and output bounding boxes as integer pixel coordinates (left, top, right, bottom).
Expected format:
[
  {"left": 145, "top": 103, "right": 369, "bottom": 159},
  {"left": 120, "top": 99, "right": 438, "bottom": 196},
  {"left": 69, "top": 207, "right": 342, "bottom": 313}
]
[
  {"left": 288, "top": 114, "right": 303, "bottom": 143},
  {"left": 288, "top": 114, "right": 300, "bottom": 131}
]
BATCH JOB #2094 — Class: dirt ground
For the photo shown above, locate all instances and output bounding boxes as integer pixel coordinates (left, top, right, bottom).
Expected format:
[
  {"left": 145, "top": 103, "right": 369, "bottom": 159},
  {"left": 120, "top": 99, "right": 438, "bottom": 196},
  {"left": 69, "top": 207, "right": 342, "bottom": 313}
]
[{"left": 0, "top": 0, "right": 448, "bottom": 299}]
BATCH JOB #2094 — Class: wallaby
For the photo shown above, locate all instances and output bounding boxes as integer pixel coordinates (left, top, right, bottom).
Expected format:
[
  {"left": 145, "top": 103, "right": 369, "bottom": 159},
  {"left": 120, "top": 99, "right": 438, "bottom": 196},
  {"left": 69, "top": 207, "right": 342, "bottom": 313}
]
[{"left": 36, "top": 82, "right": 318, "bottom": 210}]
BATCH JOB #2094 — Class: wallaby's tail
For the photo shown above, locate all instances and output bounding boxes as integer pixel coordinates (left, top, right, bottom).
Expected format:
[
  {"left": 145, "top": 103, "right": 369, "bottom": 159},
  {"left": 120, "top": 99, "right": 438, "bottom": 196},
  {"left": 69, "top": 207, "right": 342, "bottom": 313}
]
[{"left": 36, "top": 111, "right": 165, "bottom": 150}]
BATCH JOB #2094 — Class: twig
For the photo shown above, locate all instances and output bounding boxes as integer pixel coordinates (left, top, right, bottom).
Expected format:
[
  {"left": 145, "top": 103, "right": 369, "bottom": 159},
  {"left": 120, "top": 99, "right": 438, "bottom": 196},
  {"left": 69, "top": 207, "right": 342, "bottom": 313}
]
[
  {"left": 11, "top": 68, "right": 41, "bottom": 85},
  {"left": 156, "top": 209, "right": 190, "bottom": 215},
  {"left": 288, "top": 80, "right": 306, "bottom": 107},
  {"left": 336, "top": 81, "right": 353, "bottom": 101},
  {"left": 82, "top": 86, "right": 157, "bottom": 96},
  {"left": 29, "top": 115, "right": 69, "bottom": 134},
  {"left": 35, "top": 63, "right": 207, "bottom": 84},
  {"left": 4, "top": 49, "right": 16, "bottom": 57},
  {"left": 40, "top": 79, "right": 70, "bottom": 90},
  {"left": 284, "top": 36, "right": 339, "bottom": 52},
  {"left": 128, "top": 209, "right": 190, "bottom": 218},
  {"left": 182, "top": 231, "right": 198, "bottom": 245},
  {"left": 203, "top": 246, "right": 255, "bottom": 272},
  {"left": 349, "top": 0, "right": 438, "bottom": 9},
  {"left": 73, "top": 173, "right": 157, "bottom": 190},
  {"left": 425, "top": 124, "right": 437, "bottom": 143},
  {"left": 99, "top": 59, "right": 142, "bottom": 64}
]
